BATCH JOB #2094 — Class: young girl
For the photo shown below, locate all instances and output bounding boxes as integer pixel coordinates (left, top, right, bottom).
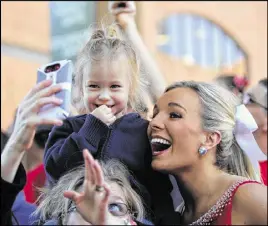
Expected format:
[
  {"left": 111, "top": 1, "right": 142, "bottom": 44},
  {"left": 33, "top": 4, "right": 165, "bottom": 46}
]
[{"left": 44, "top": 24, "right": 174, "bottom": 222}]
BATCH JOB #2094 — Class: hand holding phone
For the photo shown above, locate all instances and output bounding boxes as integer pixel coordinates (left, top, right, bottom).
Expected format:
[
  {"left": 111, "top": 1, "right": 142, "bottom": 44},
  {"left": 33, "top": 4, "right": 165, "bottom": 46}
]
[{"left": 37, "top": 60, "right": 73, "bottom": 120}]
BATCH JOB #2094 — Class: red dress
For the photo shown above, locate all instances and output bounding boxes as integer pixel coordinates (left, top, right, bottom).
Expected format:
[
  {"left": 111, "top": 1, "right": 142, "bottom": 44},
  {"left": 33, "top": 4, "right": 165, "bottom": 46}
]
[
  {"left": 189, "top": 179, "right": 261, "bottom": 225},
  {"left": 259, "top": 160, "right": 267, "bottom": 185}
]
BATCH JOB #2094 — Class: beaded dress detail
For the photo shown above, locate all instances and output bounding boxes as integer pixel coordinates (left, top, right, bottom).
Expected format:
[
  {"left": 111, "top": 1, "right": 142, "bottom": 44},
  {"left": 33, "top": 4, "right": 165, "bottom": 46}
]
[{"left": 179, "top": 179, "right": 260, "bottom": 225}]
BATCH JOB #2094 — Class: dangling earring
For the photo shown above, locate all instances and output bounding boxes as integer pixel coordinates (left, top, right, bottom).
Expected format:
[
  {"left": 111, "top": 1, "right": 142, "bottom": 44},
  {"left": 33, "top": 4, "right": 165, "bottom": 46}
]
[{"left": 198, "top": 146, "right": 208, "bottom": 156}]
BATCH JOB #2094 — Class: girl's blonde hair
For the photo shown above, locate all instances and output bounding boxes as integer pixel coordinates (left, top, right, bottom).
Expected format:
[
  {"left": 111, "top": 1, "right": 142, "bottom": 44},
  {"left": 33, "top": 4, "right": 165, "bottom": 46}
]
[
  {"left": 72, "top": 23, "right": 148, "bottom": 115},
  {"left": 165, "top": 81, "right": 261, "bottom": 181},
  {"left": 33, "top": 159, "right": 146, "bottom": 225}
]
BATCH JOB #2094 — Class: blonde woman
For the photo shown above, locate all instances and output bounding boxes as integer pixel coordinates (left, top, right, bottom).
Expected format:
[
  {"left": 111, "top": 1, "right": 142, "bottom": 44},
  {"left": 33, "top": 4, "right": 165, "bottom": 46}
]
[{"left": 148, "top": 81, "right": 267, "bottom": 225}]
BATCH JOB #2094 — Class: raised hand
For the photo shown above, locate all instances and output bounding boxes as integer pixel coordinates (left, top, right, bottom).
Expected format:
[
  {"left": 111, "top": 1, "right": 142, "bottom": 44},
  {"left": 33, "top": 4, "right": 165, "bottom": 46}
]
[
  {"left": 9, "top": 79, "right": 63, "bottom": 151},
  {"left": 1, "top": 79, "right": 63, "bottom": 183},
  {"left": 108, "top": 1, "right": 136, "bottom": 15},
  {"left": 108, "top": 1, "right": 136, "bottom": 30},
  {"left": 91, "top": 105, "right": 116, "bottom": 125},
  {"left": 63, "top": 149, "right": 111, "bottom": 225}
]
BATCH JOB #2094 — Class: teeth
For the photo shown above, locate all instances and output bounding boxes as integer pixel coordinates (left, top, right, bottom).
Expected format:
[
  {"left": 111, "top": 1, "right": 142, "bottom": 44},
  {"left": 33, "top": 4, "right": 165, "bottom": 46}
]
[
  {"left": 151, "top": 138, "right": 171, "bottom": 145},
  {"left": 96, "top": 104, "right": 113, "bottom": 108}
]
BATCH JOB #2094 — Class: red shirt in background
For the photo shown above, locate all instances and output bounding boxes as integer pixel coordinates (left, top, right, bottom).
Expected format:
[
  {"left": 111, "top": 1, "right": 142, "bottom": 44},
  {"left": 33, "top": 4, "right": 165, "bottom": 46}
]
[
  {"left": 23, "top": 164, "right": 46, "bottom": 204},
  {"left": 259, "top": 160, "right": 267, "bottom": 185}
]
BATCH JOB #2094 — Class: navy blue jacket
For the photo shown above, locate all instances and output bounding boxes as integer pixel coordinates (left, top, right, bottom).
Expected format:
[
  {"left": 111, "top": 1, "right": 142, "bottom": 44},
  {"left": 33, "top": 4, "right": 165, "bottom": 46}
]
[{"left": 44, "top": 113, "right": 174, "bottom": 221}]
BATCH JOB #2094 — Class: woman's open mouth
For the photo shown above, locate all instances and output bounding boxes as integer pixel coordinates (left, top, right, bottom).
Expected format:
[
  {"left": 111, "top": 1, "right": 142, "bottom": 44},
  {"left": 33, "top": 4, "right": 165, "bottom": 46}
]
[{"left": 151, "top": 138, "right": 172, "bottom": 156}]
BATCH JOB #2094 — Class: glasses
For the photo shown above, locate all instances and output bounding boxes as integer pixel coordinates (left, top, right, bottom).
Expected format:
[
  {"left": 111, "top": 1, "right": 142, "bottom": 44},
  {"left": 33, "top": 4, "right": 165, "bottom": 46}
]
[
  {"left": 67, "top": 202, "right": 134, "bottom": 218},
  {"left": 243, "top": 93, "right": 267, "bottom": 112}
]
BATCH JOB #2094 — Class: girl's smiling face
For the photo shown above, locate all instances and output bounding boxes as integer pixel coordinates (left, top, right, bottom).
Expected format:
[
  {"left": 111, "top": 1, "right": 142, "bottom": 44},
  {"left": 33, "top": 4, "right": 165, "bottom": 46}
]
[{"left": 83, "top": 55, "right": 130, "bottom": 116}]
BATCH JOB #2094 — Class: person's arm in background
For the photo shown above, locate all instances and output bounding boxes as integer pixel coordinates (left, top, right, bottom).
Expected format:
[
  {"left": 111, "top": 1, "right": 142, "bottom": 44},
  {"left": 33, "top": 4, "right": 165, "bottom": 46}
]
[
  {"left": 109, "top": 1, "right": 167, "bottom": 103},
  {"left": 1, "top": 80, "right": 64, "bottom": 225}
]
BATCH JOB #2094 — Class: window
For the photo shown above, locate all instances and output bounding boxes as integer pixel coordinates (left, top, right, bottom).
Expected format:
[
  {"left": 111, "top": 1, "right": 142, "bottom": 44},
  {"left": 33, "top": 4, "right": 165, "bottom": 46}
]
[{"left": 157, "top": 14, "right": 247, "bottom": 71}]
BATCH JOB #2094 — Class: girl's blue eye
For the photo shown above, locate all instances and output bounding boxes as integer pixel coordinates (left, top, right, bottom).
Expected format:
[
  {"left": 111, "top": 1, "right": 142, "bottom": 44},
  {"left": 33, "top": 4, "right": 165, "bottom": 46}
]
[
  {"left": 108, "top": 203, "right": 128, "bottom": 216},
  {"left": 169, "top": 112, "right": 182, "bottom": 119},
  {"left": 109, "top": 204, "right": 121, "bottom": 211}
]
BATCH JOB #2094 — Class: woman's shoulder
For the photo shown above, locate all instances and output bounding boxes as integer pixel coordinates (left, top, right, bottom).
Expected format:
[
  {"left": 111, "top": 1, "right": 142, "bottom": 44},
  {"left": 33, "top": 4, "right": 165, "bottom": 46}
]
[
  {"left": 189, "top": 177, "right": 265, "bottom": 225},
  {"left": 232, "top": 177, "right": 267, "bottom": 225},
  {"left": 225, "top": 175, "right": 265, "bottom": 202},
  {"left": 229, "top": 175, "right": 265, "bottom": 196}
]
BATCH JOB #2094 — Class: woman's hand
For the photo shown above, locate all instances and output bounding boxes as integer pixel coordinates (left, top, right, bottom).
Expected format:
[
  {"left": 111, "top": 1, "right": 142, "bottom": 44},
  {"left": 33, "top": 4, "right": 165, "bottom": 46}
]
[
  {"left": 108, "top": 1, "right": 136, "bottom": 30},
  {"left": 9, "top": 79, "right": 63, "bottom": 151},
  {"left": 63, "top": 149, "right": 111, "bottom": 225},
  {"left": 1, "top": 79, "right": 63, "bottom": 183}
]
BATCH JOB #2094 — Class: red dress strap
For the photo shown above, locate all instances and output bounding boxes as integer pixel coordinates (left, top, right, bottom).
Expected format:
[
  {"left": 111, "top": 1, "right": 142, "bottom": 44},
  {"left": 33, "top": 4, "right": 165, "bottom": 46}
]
[{"left": 215, "top": 179, "right": 261, "bottom": 225}]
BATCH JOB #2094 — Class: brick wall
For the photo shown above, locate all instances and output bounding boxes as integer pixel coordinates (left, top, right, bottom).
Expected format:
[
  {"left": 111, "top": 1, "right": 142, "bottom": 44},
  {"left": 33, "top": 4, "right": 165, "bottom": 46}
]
[{"left": 1, "top": 1, "right": 50, "bottom": 53}]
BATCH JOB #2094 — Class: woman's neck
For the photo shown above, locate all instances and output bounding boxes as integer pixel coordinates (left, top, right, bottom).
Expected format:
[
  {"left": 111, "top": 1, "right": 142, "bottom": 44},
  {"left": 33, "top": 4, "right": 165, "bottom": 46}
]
[{"left": 174, "top": 164, "right": 232, "bottom": 223}]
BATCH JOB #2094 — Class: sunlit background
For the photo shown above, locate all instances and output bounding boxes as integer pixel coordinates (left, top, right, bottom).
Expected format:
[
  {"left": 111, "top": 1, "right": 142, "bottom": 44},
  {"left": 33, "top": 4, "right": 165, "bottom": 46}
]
[{"left": 1, "top": 1, "right": 267, "bottom": 131}]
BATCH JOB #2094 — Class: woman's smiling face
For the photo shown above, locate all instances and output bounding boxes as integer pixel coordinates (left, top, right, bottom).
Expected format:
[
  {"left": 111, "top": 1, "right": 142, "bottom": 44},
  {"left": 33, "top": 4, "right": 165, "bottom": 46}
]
[{"left": 147, "top": 87, "right": 205, "bottom": 173}]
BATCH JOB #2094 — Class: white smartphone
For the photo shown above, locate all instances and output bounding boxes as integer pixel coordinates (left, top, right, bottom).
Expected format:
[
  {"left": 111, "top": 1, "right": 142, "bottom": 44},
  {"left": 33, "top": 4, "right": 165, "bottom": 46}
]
[{"left": 37, "top": 60, "right": 73, "bottom": 120}]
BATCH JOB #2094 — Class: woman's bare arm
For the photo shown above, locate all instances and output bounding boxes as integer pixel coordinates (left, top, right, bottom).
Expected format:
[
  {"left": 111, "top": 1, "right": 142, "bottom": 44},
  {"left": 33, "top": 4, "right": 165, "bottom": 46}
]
[{"left": 1, "top": 80, "right": 63, "bottom": 183}]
